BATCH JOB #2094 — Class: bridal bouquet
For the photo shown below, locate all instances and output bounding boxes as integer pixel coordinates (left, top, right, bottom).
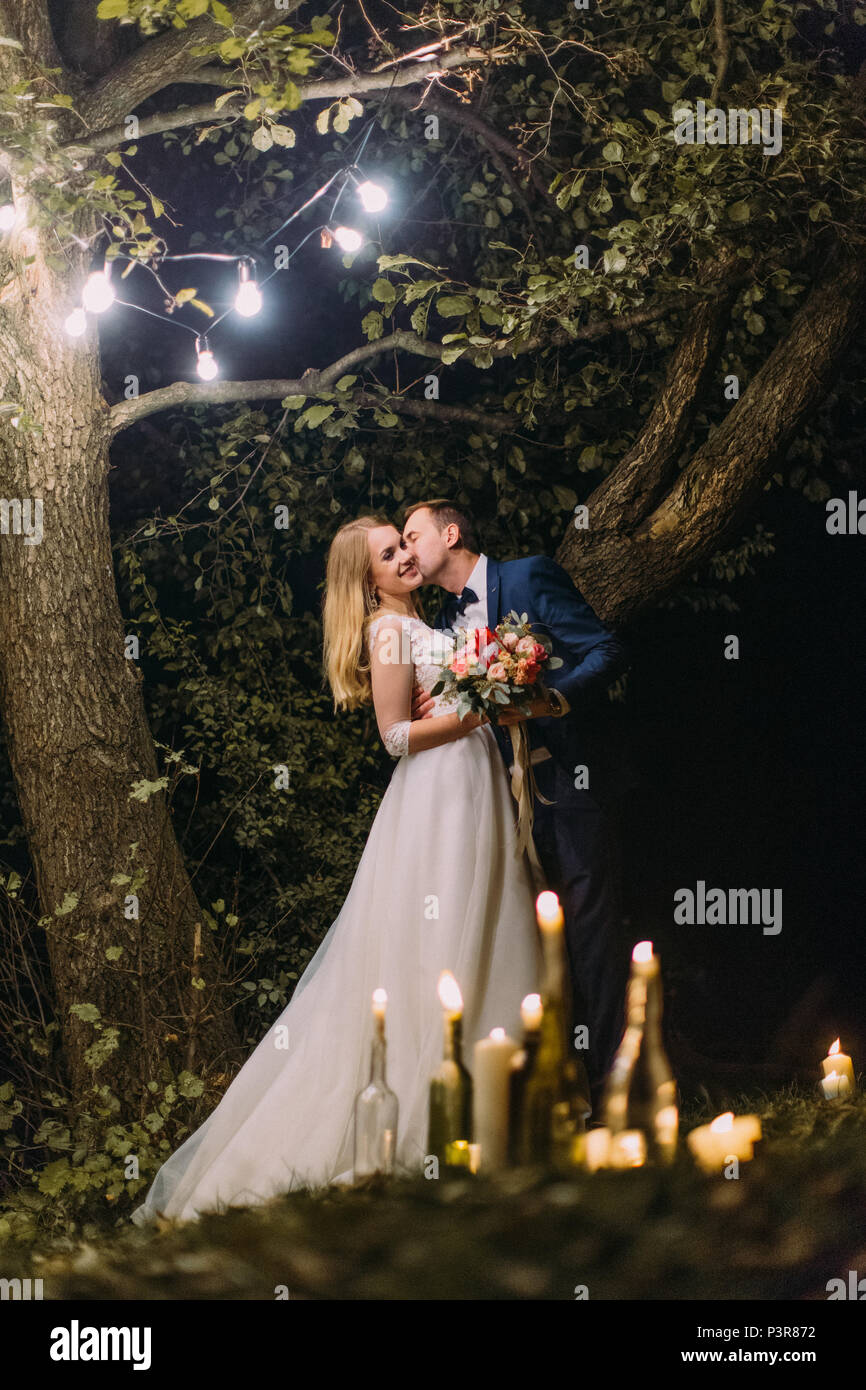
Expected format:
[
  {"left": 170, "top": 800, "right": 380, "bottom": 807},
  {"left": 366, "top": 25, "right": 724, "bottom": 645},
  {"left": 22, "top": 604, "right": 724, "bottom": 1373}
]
[{"left": 430, "top": 611, "right": 562, "bottom": 724}]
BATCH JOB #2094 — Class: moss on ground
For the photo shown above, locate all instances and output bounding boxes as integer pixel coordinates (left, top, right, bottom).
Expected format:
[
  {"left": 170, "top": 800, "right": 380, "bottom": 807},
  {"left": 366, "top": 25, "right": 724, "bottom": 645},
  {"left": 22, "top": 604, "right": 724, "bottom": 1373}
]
[{"left": 4, "top": 1087, "right": 866, "bottom": 1300}]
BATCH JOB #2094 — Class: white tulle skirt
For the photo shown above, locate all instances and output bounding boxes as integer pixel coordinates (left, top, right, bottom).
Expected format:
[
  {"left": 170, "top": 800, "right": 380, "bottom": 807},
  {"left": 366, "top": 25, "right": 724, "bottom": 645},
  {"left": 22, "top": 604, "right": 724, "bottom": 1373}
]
[{"left": 132, "top": 724, "right": 541, "bottom": 1224}]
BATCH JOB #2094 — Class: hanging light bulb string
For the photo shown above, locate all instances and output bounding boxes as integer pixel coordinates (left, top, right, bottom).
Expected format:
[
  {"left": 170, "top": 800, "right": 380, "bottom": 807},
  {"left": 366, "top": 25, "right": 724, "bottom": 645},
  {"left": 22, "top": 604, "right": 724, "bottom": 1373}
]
[{"left": 59, "top": 82, "right": 397, "bottom": 373}]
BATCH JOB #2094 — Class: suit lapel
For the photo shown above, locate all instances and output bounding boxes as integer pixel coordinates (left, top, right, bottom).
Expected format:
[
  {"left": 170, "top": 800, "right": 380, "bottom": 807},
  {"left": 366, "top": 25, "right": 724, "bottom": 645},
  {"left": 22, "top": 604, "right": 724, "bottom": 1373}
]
[{"left": 486, "top": 556, "right": 502, "bottom": 627}]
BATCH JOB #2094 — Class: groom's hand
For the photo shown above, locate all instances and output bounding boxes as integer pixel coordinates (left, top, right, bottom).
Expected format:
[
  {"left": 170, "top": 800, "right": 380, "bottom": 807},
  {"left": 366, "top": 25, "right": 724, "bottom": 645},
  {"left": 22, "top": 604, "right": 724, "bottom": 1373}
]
[
  {"left": 498, "top": 697, "right": 554, "bottom": 725},
  {"left": 411, "top": 685, "right": 436, "bottom": 720}
]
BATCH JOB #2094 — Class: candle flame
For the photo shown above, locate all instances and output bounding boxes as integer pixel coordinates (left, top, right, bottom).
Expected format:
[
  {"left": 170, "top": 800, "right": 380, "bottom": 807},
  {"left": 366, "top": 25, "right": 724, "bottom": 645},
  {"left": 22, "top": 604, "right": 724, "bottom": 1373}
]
[
  {"left": 632, "top": 940, "right": 654, "bottom": 963},
  {"left": 535, "top": 890, "right": 561, "bottom": 919},
  {"left": 521, "top": 992, "right": 541, "bottom": 1011},
  {"left": 710, "top": 1112, "right": 734, "bottom": 1133},
  {"left": 490, "top": 1026, "right": 506, "bottom": 1040},
  {"left": 437, "top": 970, "right": 463, "bottom": 1013},
  {"left": 372, "top": 988, "right": 387, "bottom": 1008},
  {"left": 829, "top": 1038, "right": 841, "bottom": 1056}
]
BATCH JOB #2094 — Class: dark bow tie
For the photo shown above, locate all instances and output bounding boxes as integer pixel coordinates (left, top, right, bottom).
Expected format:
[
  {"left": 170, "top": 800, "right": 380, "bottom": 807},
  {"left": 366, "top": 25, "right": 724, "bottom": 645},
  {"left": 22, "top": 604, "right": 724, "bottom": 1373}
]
[{"left": 443, "top": 585, "right": 478, "bottom": 625}]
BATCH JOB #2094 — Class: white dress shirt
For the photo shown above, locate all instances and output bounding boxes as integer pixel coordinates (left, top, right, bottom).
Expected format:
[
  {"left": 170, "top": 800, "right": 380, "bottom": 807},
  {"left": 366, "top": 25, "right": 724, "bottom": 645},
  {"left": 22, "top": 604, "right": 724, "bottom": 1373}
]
[{"left": 455, "top": 553, "right": 488, "bottom": 631}]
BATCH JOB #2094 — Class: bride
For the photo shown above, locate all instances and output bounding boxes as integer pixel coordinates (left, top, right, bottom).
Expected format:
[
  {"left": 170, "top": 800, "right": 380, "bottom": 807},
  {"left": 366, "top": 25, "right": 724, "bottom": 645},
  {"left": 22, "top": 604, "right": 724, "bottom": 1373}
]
[{"left": 132, "top": 515, "right": 541, "bottom": 1224}]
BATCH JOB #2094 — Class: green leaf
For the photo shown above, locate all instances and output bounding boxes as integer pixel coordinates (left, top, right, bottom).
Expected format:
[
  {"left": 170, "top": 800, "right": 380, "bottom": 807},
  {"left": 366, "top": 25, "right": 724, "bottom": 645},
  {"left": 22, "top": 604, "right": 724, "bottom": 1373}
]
[
  {"left": 270, "top": 124, "right": 296, "bottom": 147},
  {"left": 728, "top": 200, "right": 751, "bottom": 223},
  {"left": 105, "top": 946, "right": 124, "bottom": 961},
  {"left": 211, "top": 0, "right": 234, "bottom": 24},
  {"left": 298, "top": 404, "right": 336, "bottom": 428},
  {"left": 436, "top": 294, "right": 475, "bottom": 316},
  {"left": 281, "top": 395, "right": 306, "bottom": 409},
  {"left": 96, "top": 0, "right": 130, "bottom": 17},
  {"left": 251, "top": 126, "right": 273, "bottom": 152},
  {"left": 361, "top": 310, "right": 384, "bottom": 340},
  {"left": 316, "top": 107, "right": 330, "bottom": 134},
  {"left": 214, "top": 89, "right": 243, "bottom": 112},
  {"left": 371, "top": 277, "right": 396, "bottom": 303},
  {"left": 602, "top": 141, "right": 623, "bottom": 162}
]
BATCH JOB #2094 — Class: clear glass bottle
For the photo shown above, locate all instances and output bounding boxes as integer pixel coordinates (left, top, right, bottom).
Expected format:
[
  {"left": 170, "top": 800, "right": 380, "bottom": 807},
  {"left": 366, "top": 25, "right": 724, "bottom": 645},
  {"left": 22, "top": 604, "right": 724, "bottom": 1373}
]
[
  {"left": 601, "top": 942, "right": 678, "bottom": 1166},
  {"left": 353, "top": 991, "right": 399, "bottom": 1180}
]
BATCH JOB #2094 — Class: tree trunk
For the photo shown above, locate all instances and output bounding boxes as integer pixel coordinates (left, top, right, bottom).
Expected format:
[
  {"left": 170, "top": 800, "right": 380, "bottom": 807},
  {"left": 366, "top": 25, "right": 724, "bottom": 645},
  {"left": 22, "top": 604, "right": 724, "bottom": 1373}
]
[
  {"left": 557, "top": 243, "right": 866, "bottom": 625},
  {"left": 0, "top": 190, "right": 241, "bottom": 1110}
]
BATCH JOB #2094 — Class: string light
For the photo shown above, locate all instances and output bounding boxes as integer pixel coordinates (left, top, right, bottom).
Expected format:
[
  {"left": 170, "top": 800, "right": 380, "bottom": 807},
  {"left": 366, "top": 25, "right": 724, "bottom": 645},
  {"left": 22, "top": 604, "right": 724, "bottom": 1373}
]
[
  {"left": 64, "top": 307, "right": 87, "bottom": 337},
  {"left": 332, "top": 225, "right": 364, "bottom": 253},
  {"left": 195, "top": 334, "right": 219, "bottom": 380},
  {"left": 81, "top": 263, "right": 115, "bottom": 313},
  {"left": 60, "top": 103, "right": 397, "bottom": 378},
  {"left": 355, "top": 179, "right": 388, "bottom": 213},
  {"left": 234, "top": 256, "right": 262, "bottom": 317},
  {"left": 0, "top": 204, "right": 16, "bottom": 232}
]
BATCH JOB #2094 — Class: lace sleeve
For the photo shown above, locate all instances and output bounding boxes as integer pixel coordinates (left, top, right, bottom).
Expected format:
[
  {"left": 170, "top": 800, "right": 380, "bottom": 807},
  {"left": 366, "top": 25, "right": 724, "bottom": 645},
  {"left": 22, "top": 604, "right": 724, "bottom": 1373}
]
[{"left": 368, "top": 616, "right": 413, "bottom": 759}]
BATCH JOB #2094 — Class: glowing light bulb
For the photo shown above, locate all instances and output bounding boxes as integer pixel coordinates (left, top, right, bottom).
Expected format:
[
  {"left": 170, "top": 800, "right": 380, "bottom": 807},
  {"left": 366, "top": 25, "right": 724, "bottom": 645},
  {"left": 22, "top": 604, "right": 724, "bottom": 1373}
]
[
  {"left": 195, "top": 335, "right": 218, "bottom": 380},
  {"left": 332, "top": 225, "right": 364, "bottom": 253},
  {"left": 0, "top": 204, "right": 16, "bottom": 232},
  {"left": 356, "top": 179, "right": 388, "bottom": 213},
  {"left": 64, "top": 307, "right": 87, "bottom": 337},
  {"left": 234, "top": 258, "right": 262, "bottom": 317},
  {"left": 81, "top": 268, "right": 115, "bottom": 313}
]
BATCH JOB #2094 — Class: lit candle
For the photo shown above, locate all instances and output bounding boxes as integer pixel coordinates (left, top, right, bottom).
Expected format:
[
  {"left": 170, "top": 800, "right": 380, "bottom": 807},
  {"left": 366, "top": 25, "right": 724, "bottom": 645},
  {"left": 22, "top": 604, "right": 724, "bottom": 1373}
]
[
  {"left": 821, "top": 1038, "right": 856, "bottom": 1093},
  {"left": 584, "top": 1127, "right": 611, "bottom": 1172},
  {"left": 536, "top": 890, "right": 564, "bottom": 932},
  {"left": 428, "top": 972, "right": 472, "bottom": 1165},
  {"left": 473, "top": 1026, "right": 518, "bottom": 1172},
  {"left": 687, "top": 1111, "right": 762, "bottom": 1172},
  {"left": 608, "top": 1129, "right": 646, "bottom": 1168},
  {"left": 372, "top": 987, "right": 387, "bottom": 1036},
  {"left": 521, "top": 992, "right": 543, "bottom": 1031},
  {"left": 438, "top": 970, "right": 463, "bottom": 1020},
  {"left": 820, "top": 1069, "right": 851, "bottom": 1101}
]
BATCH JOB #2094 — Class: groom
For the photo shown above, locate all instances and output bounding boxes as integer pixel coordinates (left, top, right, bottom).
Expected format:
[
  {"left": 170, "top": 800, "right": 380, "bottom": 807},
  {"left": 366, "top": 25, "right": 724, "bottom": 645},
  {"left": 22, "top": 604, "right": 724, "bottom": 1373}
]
[{"left": 402, "top": 499, "right": 632, "bottom": 1110}]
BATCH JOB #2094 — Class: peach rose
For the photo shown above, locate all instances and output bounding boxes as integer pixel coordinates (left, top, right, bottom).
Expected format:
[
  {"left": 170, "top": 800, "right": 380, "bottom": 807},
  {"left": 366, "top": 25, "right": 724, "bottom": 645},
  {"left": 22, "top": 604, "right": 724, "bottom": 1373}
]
[
  {"left": 488, "top": 661, "right": 508, "bottom": 681},
  {"left": 501, "top": 632, "right": 519, "bottom": 652},
  {"left": 515, "top": 635, "right": 536, "bottom": 655},
  {"left": 452, "top": 658, "right": 468, "bottom": 675}
]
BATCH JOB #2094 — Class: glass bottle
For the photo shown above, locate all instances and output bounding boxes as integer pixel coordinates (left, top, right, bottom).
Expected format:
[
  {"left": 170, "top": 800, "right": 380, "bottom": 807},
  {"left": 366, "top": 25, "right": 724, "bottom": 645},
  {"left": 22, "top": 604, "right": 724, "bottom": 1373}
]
[
  {"left": 516, "top": 894, "right": 591, "bottom": 1168},
  {"left": 428, "top": 973, "right": 472, "bottom": 1166},
  {"left": 601, "top": 941, "right": 678, "bottom": 1166},
  {"left": 353, "top": 990, "right": 399, "bottom": 1179},
  {"left": 508, "top": 994, "right": 542, "bottom": 1165}
]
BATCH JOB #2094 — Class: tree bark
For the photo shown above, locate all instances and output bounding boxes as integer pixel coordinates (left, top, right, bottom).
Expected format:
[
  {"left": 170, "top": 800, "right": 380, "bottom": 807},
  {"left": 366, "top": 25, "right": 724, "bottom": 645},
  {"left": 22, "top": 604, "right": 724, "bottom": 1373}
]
[
  {"left": 0, "top": 187, "right": 241, "bottom": 1110},
  {"left": 557, "top": 243, "right": 866, "bottom": 624}
]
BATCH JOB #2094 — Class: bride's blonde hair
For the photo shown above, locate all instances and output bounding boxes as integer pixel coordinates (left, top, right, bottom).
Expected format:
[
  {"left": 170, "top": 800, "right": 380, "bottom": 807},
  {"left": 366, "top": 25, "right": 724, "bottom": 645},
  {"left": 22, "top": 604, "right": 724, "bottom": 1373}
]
[{"left": 323, "top": 514, "right": 392, "bottom": 711}]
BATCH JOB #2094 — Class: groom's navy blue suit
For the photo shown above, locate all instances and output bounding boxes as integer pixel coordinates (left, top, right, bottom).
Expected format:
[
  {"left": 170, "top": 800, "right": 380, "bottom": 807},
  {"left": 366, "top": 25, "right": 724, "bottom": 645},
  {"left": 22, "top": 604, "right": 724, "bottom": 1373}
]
[{"left": 434, "top": 555, "right": 632, "bottom": 1102}]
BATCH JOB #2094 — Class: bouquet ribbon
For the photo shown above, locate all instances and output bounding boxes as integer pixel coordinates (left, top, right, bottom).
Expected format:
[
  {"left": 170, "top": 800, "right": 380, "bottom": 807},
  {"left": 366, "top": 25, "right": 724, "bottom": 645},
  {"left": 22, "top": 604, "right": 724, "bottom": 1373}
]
[{"left": 506, "top": 723, "right": 553, "bottom": 891}]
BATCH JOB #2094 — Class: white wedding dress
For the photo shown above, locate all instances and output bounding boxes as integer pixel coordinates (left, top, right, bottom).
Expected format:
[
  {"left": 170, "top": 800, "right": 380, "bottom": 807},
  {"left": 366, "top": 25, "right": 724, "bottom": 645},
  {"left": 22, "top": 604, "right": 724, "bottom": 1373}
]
[{"left": 132, "top": 614, "right": 541, "bottom": 1225}]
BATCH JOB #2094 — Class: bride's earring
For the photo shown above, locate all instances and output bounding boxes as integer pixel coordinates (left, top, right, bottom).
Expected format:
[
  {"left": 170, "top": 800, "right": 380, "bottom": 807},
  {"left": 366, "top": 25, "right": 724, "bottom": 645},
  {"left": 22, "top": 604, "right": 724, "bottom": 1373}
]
[{"left": 368, "top": 587, "right": 379, "bottom": 611}]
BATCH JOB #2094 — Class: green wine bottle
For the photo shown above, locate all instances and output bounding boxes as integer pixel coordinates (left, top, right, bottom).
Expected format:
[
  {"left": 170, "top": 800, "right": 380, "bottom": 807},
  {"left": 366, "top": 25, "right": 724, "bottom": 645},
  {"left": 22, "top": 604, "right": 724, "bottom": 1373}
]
[
  {"left": 427, "top": 971, "right": 472, "bottom": 1168},
  {"left": 516, "top": 893, "right": 591, "bottom": 1169}
]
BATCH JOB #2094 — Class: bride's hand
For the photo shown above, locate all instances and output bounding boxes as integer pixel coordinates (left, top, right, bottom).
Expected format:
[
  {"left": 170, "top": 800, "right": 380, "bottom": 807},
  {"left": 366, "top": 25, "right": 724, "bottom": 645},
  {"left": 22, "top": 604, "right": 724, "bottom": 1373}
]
[{"left": 411, "top": 685, "right": 436, "bottom": 720}]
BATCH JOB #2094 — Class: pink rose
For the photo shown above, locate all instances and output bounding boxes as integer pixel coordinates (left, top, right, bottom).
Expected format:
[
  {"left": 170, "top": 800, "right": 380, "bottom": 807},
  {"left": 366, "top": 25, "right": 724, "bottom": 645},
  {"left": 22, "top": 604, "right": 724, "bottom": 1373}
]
[
  {"left": 532, "top": 642, "right": 547, "bottom": 662},
  {"left": 516, "top": 635, "right": 536, "bottom": 655},
  {"left": 452, "top": 658, "right": 468, "bottom": 675},
  {"left": 488, "top": 661, "right": 508, "bottom": 681},
  {"left": 501, "top": 632, "right": 519, "bottom": 652}
]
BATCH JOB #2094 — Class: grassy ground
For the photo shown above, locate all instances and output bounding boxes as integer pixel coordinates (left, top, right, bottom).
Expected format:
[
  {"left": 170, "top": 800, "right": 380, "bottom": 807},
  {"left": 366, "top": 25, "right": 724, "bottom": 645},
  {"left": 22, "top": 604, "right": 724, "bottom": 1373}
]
[{"left": 6, "top": 1087, "right": 866, "bottom": 1300}]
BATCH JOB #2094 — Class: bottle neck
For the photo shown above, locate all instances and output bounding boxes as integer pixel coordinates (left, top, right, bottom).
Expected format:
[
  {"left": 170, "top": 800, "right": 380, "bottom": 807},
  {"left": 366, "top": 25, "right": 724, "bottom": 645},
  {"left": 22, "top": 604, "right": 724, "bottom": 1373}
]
[
  {"left": 628, "top": 965, "right": 663, "bottom": 1038},
  {"left": 369, "top": 1015, "right": 388, "bottom": 1083},
  {"left": 443, "top": 1013, "right": 463, "bottom": 1063}
]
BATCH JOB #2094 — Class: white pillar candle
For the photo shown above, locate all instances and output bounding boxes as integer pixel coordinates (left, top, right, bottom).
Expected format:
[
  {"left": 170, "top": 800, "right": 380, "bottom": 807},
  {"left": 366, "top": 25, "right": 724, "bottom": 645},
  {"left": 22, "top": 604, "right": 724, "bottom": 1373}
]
[
  {"left": 821, "top": 1039, "right": 856, "bottom": 1091},
  {"left": 608, "top": 1129, "right": 646, "bottom": 1168},
  {"left": 473, "top": 1027, "right": 518, "bottom": 1172}
]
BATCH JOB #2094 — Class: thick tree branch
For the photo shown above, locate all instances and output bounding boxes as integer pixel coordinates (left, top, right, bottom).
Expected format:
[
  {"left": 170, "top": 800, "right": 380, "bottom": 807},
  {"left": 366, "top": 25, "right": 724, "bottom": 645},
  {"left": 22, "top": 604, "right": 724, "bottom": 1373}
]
[
  {"left": 107, "top": 376, "right": 514, "bottom": 436},
  {"left": 77, "top": 0, "right": 292, "bottom": 133},
  {"left": 107, "top": 300, "right": 681, "bottom": 440},
  {"left": 74, "top": 34, "right": 492, "bottom": 148}
]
